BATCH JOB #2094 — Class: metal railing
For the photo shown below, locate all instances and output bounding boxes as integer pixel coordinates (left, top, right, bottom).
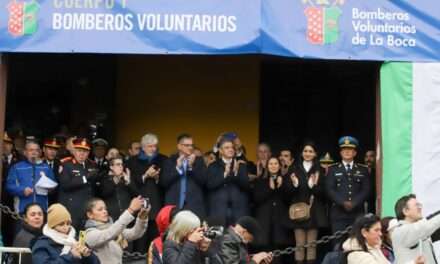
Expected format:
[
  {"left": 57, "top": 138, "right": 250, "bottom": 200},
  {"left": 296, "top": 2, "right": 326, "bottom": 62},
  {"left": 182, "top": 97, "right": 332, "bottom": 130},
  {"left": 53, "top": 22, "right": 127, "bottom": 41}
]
[
  {"left": 0, "top": 247, "right": 31, "bottom": 264},
  {"left": 0, "top": 201, "right": 353, "bottom": 262}
]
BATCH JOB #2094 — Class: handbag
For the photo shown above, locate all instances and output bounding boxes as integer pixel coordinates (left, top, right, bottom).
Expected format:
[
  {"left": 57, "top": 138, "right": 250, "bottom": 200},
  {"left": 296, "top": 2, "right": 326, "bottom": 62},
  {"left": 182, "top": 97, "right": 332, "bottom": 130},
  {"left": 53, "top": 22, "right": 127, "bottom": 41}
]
[{"left": 289, "top": 195, "right": 314, "bottom": 221}]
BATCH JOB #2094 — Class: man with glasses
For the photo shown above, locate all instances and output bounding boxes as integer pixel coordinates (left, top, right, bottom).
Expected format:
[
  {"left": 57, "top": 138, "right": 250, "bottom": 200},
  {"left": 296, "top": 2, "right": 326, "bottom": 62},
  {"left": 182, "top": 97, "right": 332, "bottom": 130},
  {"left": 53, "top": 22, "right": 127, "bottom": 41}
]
[
  {"left": 99, "top": 156, "right": 138, "bottom": 221},
  {"left": 6, "top": 140, "right": 56, "bottom": 214},
  {"left": 206, "top": 138, "right": 250, "bottom": 227},
  {"left": 392, "top": 194, "right": 440, "bottom": 264},
  {"left": 161, "top": 133, "right": 207, "bottom": 218}
]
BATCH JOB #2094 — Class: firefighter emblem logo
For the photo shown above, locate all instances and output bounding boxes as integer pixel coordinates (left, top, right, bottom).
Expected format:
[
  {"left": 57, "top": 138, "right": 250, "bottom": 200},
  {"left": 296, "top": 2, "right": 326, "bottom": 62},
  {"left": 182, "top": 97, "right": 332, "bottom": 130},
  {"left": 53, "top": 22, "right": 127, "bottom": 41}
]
[
  {"left": 7, "top": 0, "right": 40, "bottom": 37},
  {"left": 303, "top": 0, "right": 343, "bottom": 45}
]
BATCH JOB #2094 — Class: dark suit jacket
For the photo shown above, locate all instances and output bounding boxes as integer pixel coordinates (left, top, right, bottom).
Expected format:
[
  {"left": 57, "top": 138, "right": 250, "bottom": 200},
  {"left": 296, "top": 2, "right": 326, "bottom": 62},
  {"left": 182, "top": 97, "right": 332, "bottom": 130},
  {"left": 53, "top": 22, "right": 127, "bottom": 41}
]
[
  {"left": 161, "top": 154, "right": 207, "bottom": 218},
  {"left": 206, "top": 159, "right": 250, "bottom": 226},
  {"left": 125, "top": 153, "right": 167, "bottom": 219}
]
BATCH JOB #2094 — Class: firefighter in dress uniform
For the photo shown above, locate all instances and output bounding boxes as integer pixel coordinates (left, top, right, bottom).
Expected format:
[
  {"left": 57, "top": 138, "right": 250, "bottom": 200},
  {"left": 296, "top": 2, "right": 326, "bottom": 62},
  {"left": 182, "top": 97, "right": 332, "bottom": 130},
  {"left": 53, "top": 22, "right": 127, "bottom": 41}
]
[{"left": 58, "top": 138, "right": 99, "bottom": 230}]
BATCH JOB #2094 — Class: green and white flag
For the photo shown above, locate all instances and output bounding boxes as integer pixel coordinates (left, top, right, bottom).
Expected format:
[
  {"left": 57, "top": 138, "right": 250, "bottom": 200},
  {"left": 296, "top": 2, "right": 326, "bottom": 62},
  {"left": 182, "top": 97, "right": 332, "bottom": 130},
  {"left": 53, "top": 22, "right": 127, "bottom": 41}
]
[{"left": 381, "top": 62, "right": 440, "bottom": 217}]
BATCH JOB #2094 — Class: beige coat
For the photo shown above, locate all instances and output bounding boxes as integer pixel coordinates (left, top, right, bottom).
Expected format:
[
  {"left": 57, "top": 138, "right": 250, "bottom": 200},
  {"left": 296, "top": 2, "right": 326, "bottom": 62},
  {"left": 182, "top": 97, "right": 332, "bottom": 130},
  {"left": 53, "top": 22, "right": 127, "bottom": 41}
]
[
  {"left": 391, "top": 215, "right": 440, "bottom": 264},
  {"left": 85, "top": 210, "right": 148, "bottom": 264},
  {"left": 343, "top": 238, "right": 390, "bottom": 264}
]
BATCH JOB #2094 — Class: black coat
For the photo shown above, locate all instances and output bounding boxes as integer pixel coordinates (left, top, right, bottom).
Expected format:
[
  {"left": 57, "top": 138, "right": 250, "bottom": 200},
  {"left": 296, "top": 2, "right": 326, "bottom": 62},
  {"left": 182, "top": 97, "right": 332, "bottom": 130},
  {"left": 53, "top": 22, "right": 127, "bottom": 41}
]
[
  {"left": 252, "top": 174, "right": 290, "bottom": 247},
  {"left": 325, "top": 162, "right": 370, "bottom": 221},
  {"left": 98, "top": 173, "right": 138, "bottom": 221},
  {"left": 12, "top": 223, "right": 42, "bottom": 264},
  {"left": 218, "top": 227, "right": 256, "bottom": 264},
  {"left": 162, "top": 240, "right": 219, "bottom": 264},
  {"left": 58, "top": 158, "right": 100, "bottom": 230},
  {"left": 161, "top": 154, "right": 207, "bottom": 218},
  {"left": 125, "top": 153, "right": 167, "bottom": 219},
  {"left": 206, "top": 159, "right": 250, "bottom": 227},
  {"left": 282, "top": 162, "right": 328, "bottom": 229}
]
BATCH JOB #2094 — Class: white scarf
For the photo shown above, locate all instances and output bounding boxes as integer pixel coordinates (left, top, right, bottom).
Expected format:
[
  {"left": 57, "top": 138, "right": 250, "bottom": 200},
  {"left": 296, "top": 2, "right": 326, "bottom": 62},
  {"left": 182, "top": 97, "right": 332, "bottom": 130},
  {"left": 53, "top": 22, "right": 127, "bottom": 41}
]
[{"left": 43, "top": 224, "right": 77, "bottom": 255}]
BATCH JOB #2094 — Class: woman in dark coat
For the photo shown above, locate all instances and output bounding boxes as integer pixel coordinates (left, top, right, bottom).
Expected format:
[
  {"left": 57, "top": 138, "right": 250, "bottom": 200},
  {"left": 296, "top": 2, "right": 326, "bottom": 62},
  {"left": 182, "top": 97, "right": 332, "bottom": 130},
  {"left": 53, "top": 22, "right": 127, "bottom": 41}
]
[
  {"left": 282, "top": 141, "right": 328, "bottom": 264},
  {"left": 99, "top": 157, "right": 138, "bottom": 221},
  {"left": 252, "top": 157, "right": 290, "bottom": 251},
  {"left": 12, "top": 203, "right": 44, "bottom": 264}
]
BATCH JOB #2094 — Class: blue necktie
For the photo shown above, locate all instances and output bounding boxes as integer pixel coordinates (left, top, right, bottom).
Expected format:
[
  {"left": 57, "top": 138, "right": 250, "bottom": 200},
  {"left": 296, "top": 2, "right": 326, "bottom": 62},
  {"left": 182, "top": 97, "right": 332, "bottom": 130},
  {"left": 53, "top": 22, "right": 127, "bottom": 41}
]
[{"left": 178, "top": 159, "right": 188, "bottom": 209}]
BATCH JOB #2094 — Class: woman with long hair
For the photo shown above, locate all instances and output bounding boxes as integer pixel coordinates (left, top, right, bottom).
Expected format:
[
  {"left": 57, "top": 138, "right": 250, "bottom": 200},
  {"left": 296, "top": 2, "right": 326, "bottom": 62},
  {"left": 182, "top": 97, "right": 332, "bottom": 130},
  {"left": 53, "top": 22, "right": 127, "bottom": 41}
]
[
  {"left": 84, "top": 196, "right": 150, "bottom": 264},
  {"left": 253, "top": 157, "right": 289, "bottom": 252},
  {"left": 13, "top": 203, "right": 44, "bottom": 264},
  {"left": 282, "top": 141, "right": 327, "bottom": 264},
  {"left": 343, "top": 214, "right": 389, "bottom": 264}
]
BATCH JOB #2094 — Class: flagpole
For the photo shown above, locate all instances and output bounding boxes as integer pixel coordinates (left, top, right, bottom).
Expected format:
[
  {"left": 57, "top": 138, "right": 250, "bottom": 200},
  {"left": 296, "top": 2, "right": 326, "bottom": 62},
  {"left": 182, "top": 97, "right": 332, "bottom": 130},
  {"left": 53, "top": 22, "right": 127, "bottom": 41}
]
[{"left": 0, "top": 54, "right": 8, "bottom": 228}]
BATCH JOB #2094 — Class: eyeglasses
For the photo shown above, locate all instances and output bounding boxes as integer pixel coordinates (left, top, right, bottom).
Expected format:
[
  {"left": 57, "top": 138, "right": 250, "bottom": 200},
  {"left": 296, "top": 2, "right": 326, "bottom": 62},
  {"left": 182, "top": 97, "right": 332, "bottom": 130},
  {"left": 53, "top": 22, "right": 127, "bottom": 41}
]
[
  {"left": 181, "top": 144, "right": 194, "bottom": 147},
  {"left": 112, "top": 163, "right": 123, "bottom": 166}
]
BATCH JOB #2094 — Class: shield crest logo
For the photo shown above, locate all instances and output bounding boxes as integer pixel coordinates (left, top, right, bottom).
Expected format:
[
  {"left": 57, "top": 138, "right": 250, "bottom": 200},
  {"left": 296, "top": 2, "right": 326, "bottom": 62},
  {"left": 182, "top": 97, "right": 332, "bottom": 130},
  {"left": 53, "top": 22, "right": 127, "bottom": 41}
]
[{"left": 7, "top": 0, "right": 39, "bottom": 37}]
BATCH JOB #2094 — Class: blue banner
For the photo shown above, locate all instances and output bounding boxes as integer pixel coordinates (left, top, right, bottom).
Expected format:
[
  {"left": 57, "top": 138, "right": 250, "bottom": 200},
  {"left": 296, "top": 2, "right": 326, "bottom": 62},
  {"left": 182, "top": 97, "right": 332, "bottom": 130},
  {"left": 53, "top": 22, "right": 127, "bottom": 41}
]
[
  {"left": 0, "top": 0, "right": 261, "bottom": 54},
  {"left": 261, "top": 0, "right": 440, "bottom": 62},
  {"left": 0, "top": 0, "right": 439, "bottom": 61}
]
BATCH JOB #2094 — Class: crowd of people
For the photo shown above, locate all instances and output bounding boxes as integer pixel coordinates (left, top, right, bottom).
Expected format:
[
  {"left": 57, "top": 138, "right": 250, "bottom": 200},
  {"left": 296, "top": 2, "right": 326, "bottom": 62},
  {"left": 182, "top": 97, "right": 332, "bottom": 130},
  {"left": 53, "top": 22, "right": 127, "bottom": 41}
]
[{"left": 1, "top": 130, "right": 439, "bottom": 264}]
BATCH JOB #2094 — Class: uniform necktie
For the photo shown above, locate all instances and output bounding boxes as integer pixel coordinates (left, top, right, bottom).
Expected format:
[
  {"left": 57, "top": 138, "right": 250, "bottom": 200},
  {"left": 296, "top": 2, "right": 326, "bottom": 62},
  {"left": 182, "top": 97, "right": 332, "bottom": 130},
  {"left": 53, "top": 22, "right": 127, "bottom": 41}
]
[{"left": 346, "top": 164, "right": 352, "bottom": 173}]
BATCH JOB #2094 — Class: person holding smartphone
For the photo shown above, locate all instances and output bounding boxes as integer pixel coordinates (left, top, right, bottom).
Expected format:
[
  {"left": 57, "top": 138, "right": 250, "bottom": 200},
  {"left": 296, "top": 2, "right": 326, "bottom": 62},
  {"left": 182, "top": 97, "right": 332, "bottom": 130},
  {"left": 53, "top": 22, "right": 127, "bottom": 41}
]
[
  {"left": 84, "top": 196, "right": 150, "bottom": 264},
  {"left": 125, "top": 133, "right": 168, "bottom": 253}
]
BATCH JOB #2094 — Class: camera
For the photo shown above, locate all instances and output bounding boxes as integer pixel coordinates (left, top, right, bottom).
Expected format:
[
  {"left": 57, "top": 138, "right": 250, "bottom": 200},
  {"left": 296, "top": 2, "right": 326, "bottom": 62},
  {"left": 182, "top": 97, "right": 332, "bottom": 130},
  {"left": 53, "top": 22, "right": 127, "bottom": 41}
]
[
  {"left": 203, "top": 226, "right": 224, "bottom": 239},
  {"left": 143, "top": 197, "right": 150, "bottom": 208}
]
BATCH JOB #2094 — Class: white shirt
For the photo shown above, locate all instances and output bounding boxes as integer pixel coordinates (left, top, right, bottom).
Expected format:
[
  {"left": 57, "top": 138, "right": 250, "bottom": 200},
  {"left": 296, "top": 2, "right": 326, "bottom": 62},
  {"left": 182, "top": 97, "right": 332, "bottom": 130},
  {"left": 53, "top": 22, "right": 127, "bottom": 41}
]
[
  {"left": 303, "top": 160, "right": 313, "bottom": 172},
  {"left": 222, "top": 158, "right": 233, "bottom": 165},
  {"left": 342, "top": 160, "right": 354, "bottom": 170},
  {"left": 6, "top": 154, "right": 13, "bottom": 165}
]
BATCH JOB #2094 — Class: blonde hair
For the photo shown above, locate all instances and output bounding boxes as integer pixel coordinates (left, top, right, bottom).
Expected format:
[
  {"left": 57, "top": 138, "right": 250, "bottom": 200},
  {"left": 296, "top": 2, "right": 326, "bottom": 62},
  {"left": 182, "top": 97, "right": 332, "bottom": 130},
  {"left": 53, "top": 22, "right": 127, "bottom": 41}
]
[{"left": 166, "top": 211, "right": 200, "bottom": 244}]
